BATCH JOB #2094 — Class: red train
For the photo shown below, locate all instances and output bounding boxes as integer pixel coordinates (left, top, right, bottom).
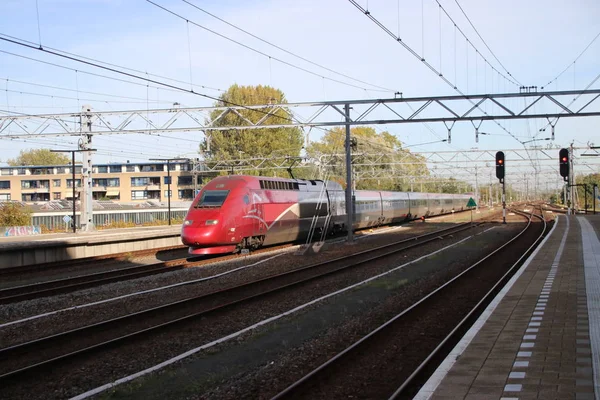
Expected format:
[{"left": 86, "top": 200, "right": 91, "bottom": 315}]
[{"left": 181, "top": 175, "right": 472, "bottom": 255}]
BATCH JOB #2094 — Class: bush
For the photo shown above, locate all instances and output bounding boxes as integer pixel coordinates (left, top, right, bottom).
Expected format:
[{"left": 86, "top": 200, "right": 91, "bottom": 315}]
[{"left": 0, "top": 202, "right": 33, "bottom": 226}]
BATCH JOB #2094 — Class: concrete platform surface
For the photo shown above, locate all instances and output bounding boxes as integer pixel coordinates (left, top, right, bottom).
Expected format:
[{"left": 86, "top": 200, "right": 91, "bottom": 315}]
[{"left": 415, "top": 215, "right": 600, "bottom": 400}]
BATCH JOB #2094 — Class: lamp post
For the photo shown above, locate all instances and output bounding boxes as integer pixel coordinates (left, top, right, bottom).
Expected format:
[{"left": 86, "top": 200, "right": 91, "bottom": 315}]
[
  {"left": 150, "top": 158, "right": 189, "bottom": 225},
  {"left": 51, "top": 149, "right": 97, "bottom": 233}
]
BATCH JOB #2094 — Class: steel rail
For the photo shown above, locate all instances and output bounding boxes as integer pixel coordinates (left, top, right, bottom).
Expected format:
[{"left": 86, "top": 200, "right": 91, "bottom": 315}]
[
  {"left": 270, "top": 211, "right": 544, "bottom": 399},
  {"left": 0, "top": 222, "right": 478, "bottom": 381},
  {"left": 388, "top": 208, "right": 547, "bottom": 399}
]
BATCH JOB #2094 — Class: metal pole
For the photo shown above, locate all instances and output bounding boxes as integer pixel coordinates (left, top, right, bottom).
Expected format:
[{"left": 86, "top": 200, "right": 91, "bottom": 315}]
[
  {"left": 52, "top": 149, "right": 95, "bottom": 233},
  {"left": 569, "top": 143, "right": 574, "bottom": 214},
  {"left": 564, "top": 184, "right": 569, "bottom": 214},
  {"left": 72, "top": 151, "right": 76, "bottom": 233},
  {"left": 585, "top": 184, "right": 588, "bottom": 214},
  {"left": 167, "top": 160, "right": 172, "bottom": 226},
  {"left": 80, "top": 105, "right": 95, "bottom": 231},
  {"left": 475, "top": 166, "right": 479, "bottom": 211},
  {"left": 344, "top": 103, "right": 353, "bottom": 243},
  {"left": 594, "top": 184, "right": 597, "bottom": 215},
  {"left": 502, "top": 180, "right": 506, "bottom": 224}
]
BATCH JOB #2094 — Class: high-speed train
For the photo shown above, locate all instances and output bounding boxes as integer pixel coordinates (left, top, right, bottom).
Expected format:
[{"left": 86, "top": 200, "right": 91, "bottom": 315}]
[{"left": 181, "top": 175, "right": 472, "bottom": 255}]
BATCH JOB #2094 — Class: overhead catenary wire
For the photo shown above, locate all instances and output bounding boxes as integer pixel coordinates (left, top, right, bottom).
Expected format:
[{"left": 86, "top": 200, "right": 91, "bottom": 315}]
[
  {"left": 180, "top": 0, "right": 397, "bottom": 94},
  {"left": 541, "top": 30, "right": 600, "bottom": 89},
  {"left": 450, "top": 0, "right": 521, "bottom": 86},
  {"left": 146, "top": 0, "right": 397, "bottom": 94},
  {"left": 348, "top": 0, "right": 524, "bottom": 146},
  {"left": 0, "top": 34, "right": 324, "bottom": 131},
  {"left": 0, "top": 48, "right": 210, "bottom": 101},
  {"left": 0, "top": 77, "right": 183, "bottom": 105},
  {"left": 0, "top": 33, "right": 225, "bottom": 94}
]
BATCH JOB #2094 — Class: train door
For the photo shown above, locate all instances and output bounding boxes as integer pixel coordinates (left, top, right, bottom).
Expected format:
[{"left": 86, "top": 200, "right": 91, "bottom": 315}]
[{"left": 250, "top": 191, "right": 266, "bottom": 238}]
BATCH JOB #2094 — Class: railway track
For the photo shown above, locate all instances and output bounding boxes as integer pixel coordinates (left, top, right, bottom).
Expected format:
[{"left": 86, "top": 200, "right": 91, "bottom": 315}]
[
  {"left": 0, "top": 243, "right": 298, "bottom": 304},
  {"left": 0, "top": 245, "right": 188, "bottom": 278},
  {"left": 270, "top": 209, "right": 548, "bottom": 399},
  {"left": 0, "top": 261, "right": 188, "bottom": 304},
  {"left": 0, "top": 210, "right": 477, "bottom": 304},
  {"left": 0, "top": 221, "right": 481, "bottom": 383}
]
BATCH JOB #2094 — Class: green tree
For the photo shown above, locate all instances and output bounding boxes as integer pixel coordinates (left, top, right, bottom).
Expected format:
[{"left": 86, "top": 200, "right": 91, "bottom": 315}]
[
  {"left": 0, "top": 202, "right": 32, "bottom": 226},
  {"left": 575, "top": 173, "right": 600, "bottom": 210},
  {"left": 306, "top": 126, "right": 431, "bottom": 190},
  {"left": 8, "top": 149, "right": 70, "bottom": 166},
  {"left": 201, "top": 85, "right": 304, "bottom": 176}
]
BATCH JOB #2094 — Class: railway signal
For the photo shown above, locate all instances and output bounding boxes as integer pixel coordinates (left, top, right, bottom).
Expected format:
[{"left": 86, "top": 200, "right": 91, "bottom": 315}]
[
  {"left": 559, "top": 148, "right": 569, "bottom": 181},
  {"left": 495, "top": 151, "right": 507, "bottom": 224},
  {"left": 495, "top": 151, "right": 505, "bottom": 183}
]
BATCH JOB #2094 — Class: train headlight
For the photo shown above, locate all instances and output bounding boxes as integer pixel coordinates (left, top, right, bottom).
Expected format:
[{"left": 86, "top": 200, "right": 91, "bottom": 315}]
[
  {"left": 183, "top": 220, "right": 193, "bottom": 226},
  {"left": 205, "top": 219, "right": 219, "bottom": 225}
]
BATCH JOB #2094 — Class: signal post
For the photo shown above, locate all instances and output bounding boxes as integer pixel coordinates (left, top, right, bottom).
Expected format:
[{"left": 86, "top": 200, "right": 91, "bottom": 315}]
[
  {"left": 496, "top": 151, "right": 506, "bottom": 224},
  {"left": 559, "top": 148, "right": 570, "bottom": 214}
]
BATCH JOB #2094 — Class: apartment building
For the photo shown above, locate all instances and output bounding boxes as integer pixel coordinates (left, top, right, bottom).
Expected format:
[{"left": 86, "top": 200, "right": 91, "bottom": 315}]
[{"left": 0, "top": 161, "right": 205, "bottom": 203}]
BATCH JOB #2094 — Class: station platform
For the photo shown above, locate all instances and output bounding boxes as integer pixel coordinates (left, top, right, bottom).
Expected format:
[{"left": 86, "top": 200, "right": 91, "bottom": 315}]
[
  {"left": 0, "top": 225, "right": 183, "bottom": 269},
  {"left": 415, "top": 214, "right": 600, "bottom": 400}
]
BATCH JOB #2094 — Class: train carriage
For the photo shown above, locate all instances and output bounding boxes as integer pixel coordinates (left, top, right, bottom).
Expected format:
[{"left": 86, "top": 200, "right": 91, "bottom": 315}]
[{"left": 181, "top": 175, "right": 472, "bottom": 255}]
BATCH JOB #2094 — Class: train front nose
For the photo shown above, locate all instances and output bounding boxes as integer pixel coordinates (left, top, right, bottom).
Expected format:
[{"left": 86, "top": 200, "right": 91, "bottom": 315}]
[{"left": 181, "top": 217, "right": 221, "bottom": 246}]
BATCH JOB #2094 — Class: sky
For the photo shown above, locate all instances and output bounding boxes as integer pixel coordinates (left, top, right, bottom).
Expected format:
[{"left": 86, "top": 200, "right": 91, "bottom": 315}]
[{"left": 0, "top": 0, "right": 599, "bottom": 191}]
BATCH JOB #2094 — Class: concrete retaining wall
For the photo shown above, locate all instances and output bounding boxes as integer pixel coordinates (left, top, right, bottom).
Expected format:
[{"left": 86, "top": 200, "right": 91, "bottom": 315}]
[{"left": 0, "top": 228, "right": 184, "bottom": 269}]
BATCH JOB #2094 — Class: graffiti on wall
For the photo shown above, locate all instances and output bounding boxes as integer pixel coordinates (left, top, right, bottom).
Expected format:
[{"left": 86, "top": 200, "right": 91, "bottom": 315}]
[{"left": 3, "top": 226, "right": 42, "bottom": 237}]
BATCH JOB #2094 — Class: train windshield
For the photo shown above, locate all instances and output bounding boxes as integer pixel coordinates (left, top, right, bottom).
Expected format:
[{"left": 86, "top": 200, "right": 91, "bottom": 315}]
[{"left": 195, "top": 190, "right": 230, "bottom": 208}]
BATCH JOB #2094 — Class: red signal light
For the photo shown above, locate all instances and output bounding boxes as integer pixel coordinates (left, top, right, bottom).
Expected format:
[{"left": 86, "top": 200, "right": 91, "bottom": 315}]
[{"left": 559, "top": 148, "right": 569, "bottom": 180}]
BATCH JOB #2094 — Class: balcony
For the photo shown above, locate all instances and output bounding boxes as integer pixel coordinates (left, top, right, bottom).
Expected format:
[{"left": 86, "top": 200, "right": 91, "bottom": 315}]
[
  {"left": 92, "top": 186, "right": 108, "bottom": 192},
  {"left": 146, "top": 185, "right": 161, "bottom": 191},
  {"left": 21, "top": 187, "right": 50, "bottom": 193}
]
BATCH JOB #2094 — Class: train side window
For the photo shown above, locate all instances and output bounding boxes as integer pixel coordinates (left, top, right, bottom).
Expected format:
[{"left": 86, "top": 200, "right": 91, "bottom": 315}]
[{"left": 243, "top": 195, "right": 249, "bottom": 205}]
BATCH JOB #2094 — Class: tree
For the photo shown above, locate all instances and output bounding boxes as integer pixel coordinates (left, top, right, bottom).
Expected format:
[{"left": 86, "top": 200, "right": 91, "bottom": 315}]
[
  {"left": 305, "top": 126, "right": 431, "bottom": 190},
  {"left": 8, "top": 149, "right": 70, "bottom": 166},
  {"left": 575, "top": 173, "right": 600, "bottom": 210},
  {"left": 201, "top": 85, "right": 304, "bottom": 176},
  {"left": 0, "top": 202, "right": 32, "bottom": 226}
]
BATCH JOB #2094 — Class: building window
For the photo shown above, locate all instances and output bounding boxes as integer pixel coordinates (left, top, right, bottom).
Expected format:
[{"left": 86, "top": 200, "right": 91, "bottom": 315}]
[
  {"left": 56, "top": 167, "right": 66, "bottom": 173},
  {"left": 107, "top": 178, "right": 120, "bottom": 187},
  {"left": 66, "top": 179, "right": 82, "bottom": 188},
  {"left": 178, "top": 176, "right": 192, "bottom": 185},
  {"left": 32, "top": 168, "right": 53, "bottom": 175},
  {"left": 131, "top": 177, "right": 148, "bottom": 186},
  {"left": 0, "top": 181, "right": 10, "bottom": 189},
  {"left": 17, "top": 168, "right": 26, "bottom": 175},
  {"left": 178, "top": 189, "right": 194, "bottom": 199},
  {"left": 164, "top": 176, "right": 172, "bottom": 185},
  {"left": 1, "top": 168, "right": 12, "bottom": 176},
  {"left": 180, "top": 163, "right": 192, "bottom": 171},
  {"left": 21, "top": 180, "right": 50, "bottom": 189},
  {"left": 131, "top": 190, "right": 147, "bottom": 200},
  {"left": 97, "top": 166, "right": 108, "bottom": 173},
  {"left": 0, "top": 194, "right": 10, "bottom": 201},
  {"left": 164, "top": 190, "right": 172, "bottom": 198},
  {"left": 22, "top": 193, "right": 50, "bottom": 201},
  {"left": 53, "top": 179, "right": 61, "bottom": 187},
  {"left": 53, "top": 192, "right": 61, "bottom": 200},
  {"left": 126, "top": 165, "right": 136, "bottom": 172},
  {"left": 140, "top": 164, "right": 157, "bottom": 172}
]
